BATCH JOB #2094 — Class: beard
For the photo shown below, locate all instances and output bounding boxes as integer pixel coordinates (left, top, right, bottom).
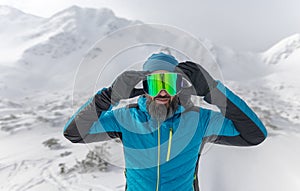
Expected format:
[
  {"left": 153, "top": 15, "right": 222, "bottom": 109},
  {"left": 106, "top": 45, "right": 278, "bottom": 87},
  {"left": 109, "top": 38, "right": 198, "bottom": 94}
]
[{"left": 146, "top": 95, "right": 179, "bottom": 122}]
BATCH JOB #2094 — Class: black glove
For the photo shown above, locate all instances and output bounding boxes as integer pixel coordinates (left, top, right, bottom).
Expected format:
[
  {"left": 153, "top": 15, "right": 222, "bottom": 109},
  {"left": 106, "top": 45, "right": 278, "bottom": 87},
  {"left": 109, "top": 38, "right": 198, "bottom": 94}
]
[
  {"left": 175, "top": 61, "right": 217, "bottom": 96},
  {"left": 110, "top": 70, "right": 148, "bottom": 103},
  {"left": 178, "top": 86, "right": 194, "bottom": 107}
]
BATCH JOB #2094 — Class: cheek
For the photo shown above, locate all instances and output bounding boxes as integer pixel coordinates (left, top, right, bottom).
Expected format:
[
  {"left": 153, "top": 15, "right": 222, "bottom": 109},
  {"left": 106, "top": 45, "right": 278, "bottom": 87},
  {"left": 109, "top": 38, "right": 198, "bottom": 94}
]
[{"left": 146, "top": 95, "right": 155, "bottom": 101}]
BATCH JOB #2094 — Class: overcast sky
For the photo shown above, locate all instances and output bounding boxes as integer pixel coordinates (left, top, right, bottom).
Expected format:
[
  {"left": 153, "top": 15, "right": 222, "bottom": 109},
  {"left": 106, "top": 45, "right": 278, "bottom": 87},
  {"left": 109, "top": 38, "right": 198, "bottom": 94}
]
[{"left": 1, "top": 0, "right": 300, "bottom": 52}]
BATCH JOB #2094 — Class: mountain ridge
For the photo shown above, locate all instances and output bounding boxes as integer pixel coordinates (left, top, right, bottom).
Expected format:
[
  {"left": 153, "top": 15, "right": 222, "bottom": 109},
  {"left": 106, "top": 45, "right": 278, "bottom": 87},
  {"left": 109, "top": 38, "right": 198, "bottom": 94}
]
[
  {"left": 262, "top": 33, "right": 300, "bottom": 65},
  {"left": 0, "top": 5, "right": 299, "bottom": 99}
]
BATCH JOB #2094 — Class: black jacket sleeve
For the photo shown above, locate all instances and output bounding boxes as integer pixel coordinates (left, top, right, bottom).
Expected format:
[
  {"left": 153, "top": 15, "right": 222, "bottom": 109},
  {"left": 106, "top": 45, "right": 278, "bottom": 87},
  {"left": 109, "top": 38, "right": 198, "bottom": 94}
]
[
  {"left": 203, "top": 81, "right": 267, "bottom": 146},
  {"left": 63, "top": 87, "right": 120, "bottom": 143}
]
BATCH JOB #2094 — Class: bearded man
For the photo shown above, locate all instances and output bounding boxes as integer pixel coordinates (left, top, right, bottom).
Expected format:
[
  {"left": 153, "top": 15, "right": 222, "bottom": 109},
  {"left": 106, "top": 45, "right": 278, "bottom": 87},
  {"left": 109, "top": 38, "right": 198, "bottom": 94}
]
[{"left": 64, "top": 52, "right": 267, "bottom": 191}]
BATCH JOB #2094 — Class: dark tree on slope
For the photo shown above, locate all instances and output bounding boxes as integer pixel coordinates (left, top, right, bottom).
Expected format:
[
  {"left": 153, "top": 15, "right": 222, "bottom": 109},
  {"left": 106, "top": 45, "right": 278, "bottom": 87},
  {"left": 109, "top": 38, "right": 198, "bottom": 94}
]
[{"left": 74, "top": 143, "right": 111, "bottom": 173}]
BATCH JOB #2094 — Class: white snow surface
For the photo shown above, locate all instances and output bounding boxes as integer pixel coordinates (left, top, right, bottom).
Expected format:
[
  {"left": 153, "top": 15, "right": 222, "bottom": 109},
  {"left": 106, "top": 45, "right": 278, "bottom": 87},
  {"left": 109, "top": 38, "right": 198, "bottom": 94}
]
[{"left": 0, "top": 5, "right": 300, "bottom": 191}]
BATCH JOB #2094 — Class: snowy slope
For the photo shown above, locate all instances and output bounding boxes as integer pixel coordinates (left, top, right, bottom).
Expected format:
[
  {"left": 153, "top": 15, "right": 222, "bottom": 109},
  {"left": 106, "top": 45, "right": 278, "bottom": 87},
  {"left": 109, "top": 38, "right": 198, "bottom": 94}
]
[
  {"left": 0, "top": 6, "right": 44, "bottom": 64},
  {"left": 0, "top": 5, "right": 139, "bottom": 98},
  {"left": 203, "top": 39, "right": 269, "bottom": 81},
  {"left": 201, "top": 34, "right": 300, "bottom": 191},
  {"left": 263, "top": 34, "right": 300, "bottom": 98},
  {"left": 262, "top": 34, "right": 300, "bottom": 65},
  {"left": 0, "top": 5, "right": 300, "bottom": 191}
]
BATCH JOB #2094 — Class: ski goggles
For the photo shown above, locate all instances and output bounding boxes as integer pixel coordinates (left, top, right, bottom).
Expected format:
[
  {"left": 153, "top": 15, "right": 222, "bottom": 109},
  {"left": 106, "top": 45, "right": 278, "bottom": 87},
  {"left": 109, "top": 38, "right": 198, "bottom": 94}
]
[{"left": 142, "top": 73, "right": 184, "bottom": 97}]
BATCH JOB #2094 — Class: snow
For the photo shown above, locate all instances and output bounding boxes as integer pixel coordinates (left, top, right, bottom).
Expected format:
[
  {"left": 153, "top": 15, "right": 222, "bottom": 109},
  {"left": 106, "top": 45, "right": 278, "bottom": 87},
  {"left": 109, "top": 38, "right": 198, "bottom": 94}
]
[
  {"left": 0, "top": 6, "right": 44, "bottom": 64},
  {"left": 262, "top": 34, "right": 300, "bottom": 65},
  {"left": 0, "top": 5, "right": 138, "bottom": 98},
  {"left": 0, "top": 5, "right": 300, "bottom": 191},
  {"left": 201, "top": 133, "right": 300, "bottom": 191}
]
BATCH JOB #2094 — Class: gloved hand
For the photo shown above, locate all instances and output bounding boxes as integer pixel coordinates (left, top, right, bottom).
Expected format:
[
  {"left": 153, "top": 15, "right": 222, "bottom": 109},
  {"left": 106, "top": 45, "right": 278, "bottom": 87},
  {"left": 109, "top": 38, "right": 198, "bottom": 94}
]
[
  {"left": 178, "top": 86, "right": 194, "bottom": 107},
  {"left": 175, "top": 61, "right": 217, "bottom": 96},
  {"left": 110, "top": 70, "right": 148, "bottom": 103}
]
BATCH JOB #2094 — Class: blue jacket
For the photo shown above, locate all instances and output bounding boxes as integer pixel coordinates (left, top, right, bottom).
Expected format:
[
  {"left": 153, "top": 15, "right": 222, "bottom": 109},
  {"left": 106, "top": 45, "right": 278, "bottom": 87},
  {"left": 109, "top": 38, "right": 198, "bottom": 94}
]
[{"left": 64, "top": 81, "right": 267, "bottom": 191}]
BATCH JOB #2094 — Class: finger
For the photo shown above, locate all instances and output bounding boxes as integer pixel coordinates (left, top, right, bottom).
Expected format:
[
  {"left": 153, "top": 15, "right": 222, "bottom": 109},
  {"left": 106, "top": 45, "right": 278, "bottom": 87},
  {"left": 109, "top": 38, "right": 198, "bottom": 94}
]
[{"left": 129, "top": 88, "right": 144, "bottom": 98}]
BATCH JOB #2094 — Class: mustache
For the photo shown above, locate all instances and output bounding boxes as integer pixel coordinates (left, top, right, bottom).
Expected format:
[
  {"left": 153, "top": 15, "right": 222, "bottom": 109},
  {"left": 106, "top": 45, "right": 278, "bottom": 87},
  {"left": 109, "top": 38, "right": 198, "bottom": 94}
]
[{"left": 154, "top": 95, "right": 171, "bottom": 99}]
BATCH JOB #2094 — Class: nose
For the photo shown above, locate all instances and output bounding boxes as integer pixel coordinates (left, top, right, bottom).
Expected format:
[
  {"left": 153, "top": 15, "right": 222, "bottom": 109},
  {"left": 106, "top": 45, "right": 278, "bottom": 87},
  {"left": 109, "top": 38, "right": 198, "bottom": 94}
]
[{"left": 158, "top": 90, "right": 168, "bottom": 96}]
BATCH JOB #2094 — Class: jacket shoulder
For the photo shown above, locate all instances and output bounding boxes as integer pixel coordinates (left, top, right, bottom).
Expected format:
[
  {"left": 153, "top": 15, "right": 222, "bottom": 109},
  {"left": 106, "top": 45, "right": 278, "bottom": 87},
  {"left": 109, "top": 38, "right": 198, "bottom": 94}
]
[
  {"left": 184, "top": 105, "right": 201, "bottom": 113},
  {"left": 126, "top": 103, "right": 139, "bottom": 109}
]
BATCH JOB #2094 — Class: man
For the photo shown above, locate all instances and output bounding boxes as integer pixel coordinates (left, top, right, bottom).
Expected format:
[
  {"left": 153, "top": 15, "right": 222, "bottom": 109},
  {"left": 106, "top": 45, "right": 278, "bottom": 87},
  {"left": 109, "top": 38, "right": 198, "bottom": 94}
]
[{"left": 64, "top": 52, "right": 267, "bottom": 191}]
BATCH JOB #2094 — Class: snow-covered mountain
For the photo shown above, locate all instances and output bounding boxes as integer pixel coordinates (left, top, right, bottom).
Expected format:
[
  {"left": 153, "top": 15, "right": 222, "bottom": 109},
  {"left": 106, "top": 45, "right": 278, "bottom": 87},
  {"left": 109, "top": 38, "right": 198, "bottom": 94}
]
[
  {"left": 0, "top": 5, "right": 42, "bottom": 25},
  {"left": 0, "top": 5, "right": 300, "bottom": 191},
  {"left": 262, "top": 33, "right": 300, "bottom": 65},
  {"left": 21, "top": 5, "right": 136, "bottom": 61},
  {"left": 0, "top": 5, "right": 140, "bottom": 97},
  {"left": 261, "top": 33, "right": 300, "bottom": 93},
  {"left": 2, "top": 5, "right": 298, "bottom": 98},
  {"left": 0, "top": 6, "right": 44, "bottom": 63}
]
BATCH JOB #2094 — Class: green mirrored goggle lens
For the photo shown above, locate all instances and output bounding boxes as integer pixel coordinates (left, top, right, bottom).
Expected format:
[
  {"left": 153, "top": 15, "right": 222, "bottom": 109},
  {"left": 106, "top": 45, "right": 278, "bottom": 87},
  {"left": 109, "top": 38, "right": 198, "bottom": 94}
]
[{"left": 143, "top": 73, "right": 182, "bottom": 96}]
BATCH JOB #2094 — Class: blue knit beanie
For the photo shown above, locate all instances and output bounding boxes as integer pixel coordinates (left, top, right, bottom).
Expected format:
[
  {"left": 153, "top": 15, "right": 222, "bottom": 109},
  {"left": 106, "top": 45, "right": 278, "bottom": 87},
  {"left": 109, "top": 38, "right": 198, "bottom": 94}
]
[{"left": 143, "top": 52, "right": 179, "bottom": 72}]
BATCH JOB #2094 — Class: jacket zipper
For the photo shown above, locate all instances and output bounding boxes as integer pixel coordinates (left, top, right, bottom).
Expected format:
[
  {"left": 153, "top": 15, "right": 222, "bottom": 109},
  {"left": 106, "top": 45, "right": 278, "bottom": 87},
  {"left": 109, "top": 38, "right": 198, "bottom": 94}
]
[
  {"left": 156, "top": 125, "right": 173, "bottom": 191},
  {"left": 166, "top": 128, "right": 173, "bottom": 162},
  {"left": 156, "top": 121, "right": 161, "bottom": 191}
]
